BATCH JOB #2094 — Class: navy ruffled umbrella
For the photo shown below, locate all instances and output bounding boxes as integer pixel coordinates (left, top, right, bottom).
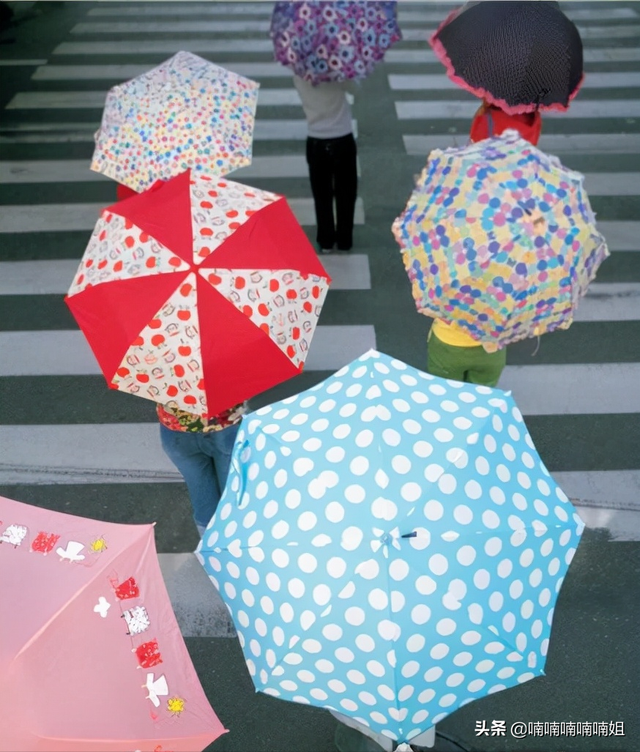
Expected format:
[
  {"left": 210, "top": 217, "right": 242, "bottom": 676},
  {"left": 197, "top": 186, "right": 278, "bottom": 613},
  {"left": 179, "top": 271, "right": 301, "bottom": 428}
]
[{"left": 430, "top": 1, "right": 583, "bottom": 114}]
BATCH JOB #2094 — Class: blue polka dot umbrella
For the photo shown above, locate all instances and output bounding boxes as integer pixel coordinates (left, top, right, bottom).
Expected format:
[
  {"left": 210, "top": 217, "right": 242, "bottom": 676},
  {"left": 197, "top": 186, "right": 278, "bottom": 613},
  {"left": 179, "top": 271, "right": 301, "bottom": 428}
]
[
  {"left": 393, "top": 130, "right": 609, "bottom": 349},
  {"left": 196, "top": 350, "right": 584, "bottom": 745}
]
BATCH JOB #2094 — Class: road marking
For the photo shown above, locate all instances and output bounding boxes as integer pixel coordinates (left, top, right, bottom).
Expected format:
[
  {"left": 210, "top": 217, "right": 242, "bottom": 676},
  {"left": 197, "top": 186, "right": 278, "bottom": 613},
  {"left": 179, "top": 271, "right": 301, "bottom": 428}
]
[
  {"left": 0, "top": 255, "right": 372, "bottom": 294},
  {"left": 398, "top": 24, "right": 640, "bottom": 40},
  {"left": 88, "top": 2, "right": 271, "bottom": 14},
  {"left": 396, "top": 99, "right": 640, "bottom": 119},
  {"left": 0, "top": 118, "right": 316, "bottom": 143},
  {"left": 33, "top": 63, "right": 291, "bottom": 80},
  {"left": 0, "top": 133, "right": 97, "bottom": 144},
  {"left": 384, "top": 47, "right": 640, "bottom": 64},
  {"left": 0, "top": 59, "right": 47, "bottom": 66},
  {"left": 0, "top": 122, "right": 98, "bottom": 131},
  {"left": 6, "top": 88, "right": 301, "bottom": 109},
  {"left": 0, "top": 156, "right": 308, "bottom": 182},
  {"left": 389, "top": 71, "right": 640, "bottom": 90},
  {"left": 0, "top": 424, "right": 180, "bottom": 479},
  {"left": 53, "top": 40, "right": 275, "bottom": 55},
  {"left": 595, "top": 222, "right": 640, "bottom": 251},
  {"left": 71, "top": 20, "right": 271, "bottom": 33},
  {"left": 572, "top": 284, "right": 640, "bottom": 322},
  {"left": 397, "top": 7, "right": 639, "bottom": 21},
  {"left": 581, "top": 173, "right": 640, "bottom": 196},
  {"left": 0, "top": 154, "right": 363, "bottom": 182},
  {"left": 158, "top": 553, "right": 236, "bottom": 638},
  {"left": 403, "top": 133, "right": 640, "bottom": 156},
  {"left": 0, "top": 198, "right": 366, "bottom": 232},
  {"left": 0, "top": 326, "right": 377, "bottom": 377},
  {"left": 500, "top": 363, "right": 640, "bottom": 415},
  {"left": 556, "top": 470, "right": 640, "bottom": 513}
]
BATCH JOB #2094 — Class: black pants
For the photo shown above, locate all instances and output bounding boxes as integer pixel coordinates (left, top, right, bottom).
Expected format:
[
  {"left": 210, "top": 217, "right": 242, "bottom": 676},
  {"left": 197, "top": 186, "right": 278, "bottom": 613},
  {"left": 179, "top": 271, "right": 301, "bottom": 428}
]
[{"left": 306, "top": 133, "right": 357, "bottom": 250}]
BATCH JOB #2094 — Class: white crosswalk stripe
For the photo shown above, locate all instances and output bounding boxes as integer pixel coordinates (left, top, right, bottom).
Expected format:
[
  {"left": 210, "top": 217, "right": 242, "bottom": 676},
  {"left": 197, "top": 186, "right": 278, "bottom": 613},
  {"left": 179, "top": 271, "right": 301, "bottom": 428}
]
[
  {"left": 385, "top": 47, "right": 640, "bottom": 64},
  {"left": 398, "top": 24, "right": 640, "bottom": 41},
  {"left": 6, "top": 88, "right": 302, "bottom": 109},
  {"left": 0, "top": 159, "right": 627, "bottom": 194},
  {"left": 0, "top": 199, "right": 366, "bottom": 232},
  {"left": 71, "top": 20, "right": 272, "bottom": 33},
  {"left": 0, "top": 327, "right": 378, "bottom": 377},
  {"left": 397, "top": 7, "right": 639, "bottom": 22},
  {"left": 389, "top": 71, "right": 640, "bottom": 90},
  {"left": 53, "top": 40, "right": 276, "bottom": 55},
  {"left": 32, "top": 63, "right": 293, "bottom": 80},
  {"left": 87, "top": 3, "right": 273, "bottom": 16},
  {"left": 403, "top": 133, "right": 640, "bottom": 156},
  {"left": 0, "top": 156, "right": 310, "bottom": 182},
  {"left": 396, "top": 99, "right": 640, "bottom": 120},
  {"left": 0, "top": 255, "right": 372, "bottom": 294},
  {"left": 0, "top": 119, "right": 328, "bottom": 143}
]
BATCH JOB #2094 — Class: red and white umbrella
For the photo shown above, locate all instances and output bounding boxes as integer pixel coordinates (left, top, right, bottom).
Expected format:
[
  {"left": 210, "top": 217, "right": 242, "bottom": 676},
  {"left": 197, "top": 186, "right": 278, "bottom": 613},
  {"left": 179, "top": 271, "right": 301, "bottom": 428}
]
[{"left": 65, "top": 171, "right": 331, "bottom": 417}]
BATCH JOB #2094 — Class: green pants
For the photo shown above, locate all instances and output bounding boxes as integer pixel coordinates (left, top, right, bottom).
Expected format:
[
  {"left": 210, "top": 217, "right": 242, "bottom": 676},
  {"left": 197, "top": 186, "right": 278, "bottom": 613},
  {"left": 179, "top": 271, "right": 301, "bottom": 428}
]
[{"left": 427, "top": 330, "right": 506, "bottom": 387}]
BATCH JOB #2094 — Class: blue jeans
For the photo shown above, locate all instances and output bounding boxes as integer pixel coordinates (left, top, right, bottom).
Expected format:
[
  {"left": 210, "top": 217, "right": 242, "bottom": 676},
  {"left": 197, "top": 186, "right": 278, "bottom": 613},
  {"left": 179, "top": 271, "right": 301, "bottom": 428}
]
[{"left": 159, "top": 422, "right": 240, "bottom": 535}]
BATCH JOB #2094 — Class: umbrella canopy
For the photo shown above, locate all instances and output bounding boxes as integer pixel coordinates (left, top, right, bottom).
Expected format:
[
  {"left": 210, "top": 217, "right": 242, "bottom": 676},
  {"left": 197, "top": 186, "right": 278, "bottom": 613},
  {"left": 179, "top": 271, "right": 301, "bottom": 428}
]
[
  {"left": 0, "top": 495, "right": 226, "bottom": 752},
  {"left": 430, "top": 1, "right": 583, "bottom": 115},
  {"left": 65, "top": 170, "right": 330, "bottom": 417},
  {"left": 392, "top": 131, "right": 609, "bottom": 349},
  {"left": 196, "top": 349, "right": 584, "bottom": 745},
  {"left": 270, "top": 1, "right": 401, "bottom": 85},
  {"left": 92, "top": 51, "right": 259, "bottom": 192}
]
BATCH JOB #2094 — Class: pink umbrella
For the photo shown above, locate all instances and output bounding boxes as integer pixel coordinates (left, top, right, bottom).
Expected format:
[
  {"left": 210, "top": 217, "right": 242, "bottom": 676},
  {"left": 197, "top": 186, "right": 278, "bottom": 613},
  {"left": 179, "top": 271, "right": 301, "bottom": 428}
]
[{"left": 0, "top": 495, "right": 226, "bottom": 752}]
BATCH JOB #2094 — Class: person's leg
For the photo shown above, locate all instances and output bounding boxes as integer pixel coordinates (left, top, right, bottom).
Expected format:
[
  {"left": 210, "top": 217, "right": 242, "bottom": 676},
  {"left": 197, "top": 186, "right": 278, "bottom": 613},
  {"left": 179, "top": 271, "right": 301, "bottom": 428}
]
[
  {"left": 333, "top": 133, "right": 358, "bottom": 251},
  {"left": 465, "top": 346, "right": 507, "bottom": 387},
  {"left": 426, "top": 331, "right": 471, "bottom": 383},
  {"left": 306, "top": 136, "right": 336, "bottom": 250},
  {"left": 199, "top": 422, "right": 241, "bottom": 518},
  {"left": 159, "top": 424, "right": 218, "bottom": 535}
]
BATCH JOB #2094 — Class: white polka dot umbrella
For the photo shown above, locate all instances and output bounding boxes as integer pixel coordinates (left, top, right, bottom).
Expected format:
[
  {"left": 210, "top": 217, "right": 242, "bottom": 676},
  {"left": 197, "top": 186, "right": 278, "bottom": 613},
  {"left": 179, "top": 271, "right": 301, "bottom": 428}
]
[
  {"left": 196, "top": 350, "right": 584, "bottom": 745},
  {"left": 91, "top": 51, "right": 259, "bottom": 193}
]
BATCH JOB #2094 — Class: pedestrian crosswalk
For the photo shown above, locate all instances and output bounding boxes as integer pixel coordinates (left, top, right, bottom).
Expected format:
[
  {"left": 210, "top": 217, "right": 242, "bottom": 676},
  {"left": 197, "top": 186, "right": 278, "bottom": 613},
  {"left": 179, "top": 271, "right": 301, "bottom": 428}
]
[
  {"left": 387, "top": 2, "right": 640, "bottom": 539},
  {"left": 1, "top": 0, "right": 639, "bottom": 561}
]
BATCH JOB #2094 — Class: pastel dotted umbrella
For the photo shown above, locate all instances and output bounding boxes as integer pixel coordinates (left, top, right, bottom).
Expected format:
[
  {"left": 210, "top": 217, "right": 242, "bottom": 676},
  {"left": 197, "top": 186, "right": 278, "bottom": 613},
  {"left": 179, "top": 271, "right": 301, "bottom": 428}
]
[
  {"left": 392, "top": 130, "right": 609, "bottom": 349},
  {"left": 65, "top": 170, "right": 330, "bottom": 418},
  {"left": 91, "top": 51, "right": 259, "bottom": 193},
  {"left": 270, "top": 1, "right": 401, "bottom": 85},
  {"left": 196, "top": 349, "right": 584, "bottom": 745},
  {"left": 0, "top": 494, "right": 226, "bottom": 752}
]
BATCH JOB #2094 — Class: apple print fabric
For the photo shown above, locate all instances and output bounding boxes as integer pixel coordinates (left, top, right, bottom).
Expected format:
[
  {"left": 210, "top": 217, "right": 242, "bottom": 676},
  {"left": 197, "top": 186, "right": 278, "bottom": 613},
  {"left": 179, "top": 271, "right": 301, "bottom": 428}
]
[{"left": 66, "top": 170, "right": 331, "bottom": 418}]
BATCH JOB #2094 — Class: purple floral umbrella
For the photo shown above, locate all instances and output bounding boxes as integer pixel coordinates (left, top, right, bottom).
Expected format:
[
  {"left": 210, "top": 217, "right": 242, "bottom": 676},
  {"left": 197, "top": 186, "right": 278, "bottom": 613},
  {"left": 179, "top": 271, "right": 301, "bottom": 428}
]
[{"left": 270, "top": 1, "right": 401, "bottom": 85}]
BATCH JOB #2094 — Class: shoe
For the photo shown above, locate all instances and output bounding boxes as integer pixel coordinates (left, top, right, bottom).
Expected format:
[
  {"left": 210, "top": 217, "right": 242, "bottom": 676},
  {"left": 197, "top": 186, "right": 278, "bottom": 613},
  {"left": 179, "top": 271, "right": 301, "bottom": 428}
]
[
  {"left": 318, "top": 244, "right": 334, "bottom": 254},
  {"left": 336, "top": 245, "right": 352, "bottom": 252}
]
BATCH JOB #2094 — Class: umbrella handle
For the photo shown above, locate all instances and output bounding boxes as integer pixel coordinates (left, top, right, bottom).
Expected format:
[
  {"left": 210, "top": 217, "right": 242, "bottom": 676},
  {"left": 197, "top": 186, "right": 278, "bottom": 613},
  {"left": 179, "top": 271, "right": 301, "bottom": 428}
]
[{"left": 230, "top": 438, "right": 251, "bottom": 506}]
